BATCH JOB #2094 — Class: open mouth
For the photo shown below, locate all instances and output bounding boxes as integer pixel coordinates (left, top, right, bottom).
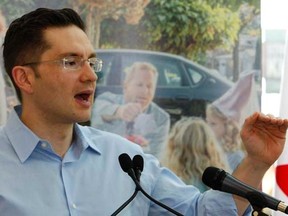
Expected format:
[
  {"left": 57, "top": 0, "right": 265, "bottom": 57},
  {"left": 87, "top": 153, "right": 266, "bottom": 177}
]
[{"left": 75, "top": 92, "right": 91, "bottom": 102}]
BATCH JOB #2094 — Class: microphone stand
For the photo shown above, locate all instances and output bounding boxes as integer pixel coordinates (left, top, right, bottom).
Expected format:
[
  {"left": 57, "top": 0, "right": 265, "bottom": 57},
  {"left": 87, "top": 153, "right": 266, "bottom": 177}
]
[
  {"left": 127, "top": 168, "right": 183, "bottom": 216},
  {"left": 247, "top": 191, "right": 271, "bottom": 216},
  {"left": 252, "top": 208, "right": 270, "bottom": 216},
  {"left": 117, "top": 153, "right": 184, "bottom": 216},
  {"left": 111, "top": 187, "right": 140, "bottom": 216}
]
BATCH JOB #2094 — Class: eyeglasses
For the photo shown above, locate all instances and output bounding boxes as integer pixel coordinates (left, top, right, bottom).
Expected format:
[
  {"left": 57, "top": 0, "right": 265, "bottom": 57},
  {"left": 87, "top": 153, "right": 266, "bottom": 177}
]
[{"left": 22, "top": 56, "right": 103, "bottom": 73}]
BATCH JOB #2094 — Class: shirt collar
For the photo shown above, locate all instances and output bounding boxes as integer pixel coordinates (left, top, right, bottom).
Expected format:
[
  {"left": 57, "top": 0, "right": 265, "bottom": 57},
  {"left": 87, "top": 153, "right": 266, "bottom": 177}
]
[
  {"left": 5, "top": 105, "right": 101, "bottom": 163},
  {"left": 72, "top": 123, "right": 102, "bottom": 158}
]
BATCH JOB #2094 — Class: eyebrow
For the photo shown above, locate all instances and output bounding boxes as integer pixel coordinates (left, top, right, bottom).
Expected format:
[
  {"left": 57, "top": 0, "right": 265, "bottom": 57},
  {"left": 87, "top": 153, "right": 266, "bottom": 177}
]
[{"left": 56, "top": 52, "right": 97, "bottom": 59}]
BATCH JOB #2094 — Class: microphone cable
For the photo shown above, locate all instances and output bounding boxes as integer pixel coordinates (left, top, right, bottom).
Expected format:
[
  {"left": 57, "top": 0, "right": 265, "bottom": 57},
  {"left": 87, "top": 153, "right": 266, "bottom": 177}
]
[
  {"left": 116, "top": 153, "right": 184, "bottom": 216},
  {"left": 111, "top": 188, "right": 139, "bottom": 216},
  {"left": 111, "top": 154, "right": 142, "bottom": 216},
  {"left": 111, "top": 154, "right": 143, "bottom": 216}
]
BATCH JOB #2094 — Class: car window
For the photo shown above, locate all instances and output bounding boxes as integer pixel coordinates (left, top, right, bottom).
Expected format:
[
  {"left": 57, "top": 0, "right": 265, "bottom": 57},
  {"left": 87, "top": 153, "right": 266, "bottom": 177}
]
[
  {"left": 96, "top": 53, "right": 116, "bottom": 85},
  {"left": 120, "top": 54, "right": 188, "bottom": 87},
  {"left": 186, "top": 65, "right": 204, "bottom": 85},
  {"left": 163, "top": 68, "right": 182, "bottom": 87}
]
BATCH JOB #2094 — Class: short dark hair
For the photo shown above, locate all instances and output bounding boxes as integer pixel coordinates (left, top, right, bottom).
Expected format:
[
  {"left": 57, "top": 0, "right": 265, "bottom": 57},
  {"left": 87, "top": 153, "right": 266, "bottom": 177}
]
[{"left": 2, "top": 8, "right": 86, "bottom": 101}]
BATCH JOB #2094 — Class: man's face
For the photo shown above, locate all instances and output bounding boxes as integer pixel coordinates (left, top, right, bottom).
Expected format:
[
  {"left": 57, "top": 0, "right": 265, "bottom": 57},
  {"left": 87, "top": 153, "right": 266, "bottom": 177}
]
[
  {"left": 28, "top": 25, "right": 97, "bottom": 123},
  {"left": 123, "top": 69, "right": 156, "bottom": 111}
]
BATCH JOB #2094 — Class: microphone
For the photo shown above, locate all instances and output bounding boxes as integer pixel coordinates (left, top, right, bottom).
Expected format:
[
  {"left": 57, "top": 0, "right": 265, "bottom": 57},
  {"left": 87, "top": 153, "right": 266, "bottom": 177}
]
[
  {"left": 202, "top": 166, "right": 288, "bottom": 214},
  {"left": 118, "top": 153, "right": 139, "bottom": 184},
  {"left": 133, "top": 154, "right": 144, "bottom": 182},
  {"left": 111, "top": 154, "right": 140, "bottom": 216},
  {"left": 117, "top": 153, "right": 184, "bottom": 216}
]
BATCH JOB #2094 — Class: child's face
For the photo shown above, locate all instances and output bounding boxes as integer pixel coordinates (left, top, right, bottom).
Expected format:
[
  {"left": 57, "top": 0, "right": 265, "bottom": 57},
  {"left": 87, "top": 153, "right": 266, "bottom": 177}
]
[{"left": 206, "top": 112, "right": 225, "bottom": 140}]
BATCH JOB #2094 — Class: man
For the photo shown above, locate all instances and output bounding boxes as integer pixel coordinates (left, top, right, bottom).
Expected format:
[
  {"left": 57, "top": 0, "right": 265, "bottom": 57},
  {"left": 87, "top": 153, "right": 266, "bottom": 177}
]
[
  {"left": 0, "top": 8, "right": 287, "bottom": 216},
  {"left": 91, "top": 62, "right": 170, "bottom": 158}
]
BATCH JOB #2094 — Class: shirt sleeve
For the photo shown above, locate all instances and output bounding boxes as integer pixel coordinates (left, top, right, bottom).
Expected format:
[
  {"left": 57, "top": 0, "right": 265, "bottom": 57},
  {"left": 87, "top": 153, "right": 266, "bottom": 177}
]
[
  {"left": 91, "top": 92, "right": 121, "bottom": 127},
  {"left": 141, "top": 154, "right": 251, "bottom": 216}
]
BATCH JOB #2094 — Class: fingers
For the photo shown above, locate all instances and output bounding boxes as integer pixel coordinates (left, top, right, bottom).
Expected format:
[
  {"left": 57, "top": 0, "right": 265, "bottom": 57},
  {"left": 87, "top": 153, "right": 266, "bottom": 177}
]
[
  {"left": 247, "top": 112, "right": 287, "bottom": 125},
  {"left": 263, "top": 114, "right": 287, "bottom": 126},
  {"left": 243, "top": 112, "right": 260, "bottom": 128},
  {"left": 243, "top": 113, "right": 288, "bottom": 138},
  {"left": 120, "top": 103, "right": 142, "bottom": 122},
  {"left": 242, "top": 112, "right": 288, "bottom": 136}
]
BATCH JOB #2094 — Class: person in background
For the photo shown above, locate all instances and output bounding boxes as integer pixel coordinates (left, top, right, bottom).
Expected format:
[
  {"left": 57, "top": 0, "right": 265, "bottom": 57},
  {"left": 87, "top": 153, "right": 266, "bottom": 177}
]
[
  {"left": 161, "top": 117, "right": 230, "bottom": 192},
  {"left": 0, "top": 7, "right": 288, "bottom": 216},
  {"left": 91, "top": 62, "right": 170, "bottom": 158},
  {"left": 206, "top": 103, "right": 245, "bottom": 170},
  {"left": 206, "top": 71, "right": 259, "bottom": 170}
]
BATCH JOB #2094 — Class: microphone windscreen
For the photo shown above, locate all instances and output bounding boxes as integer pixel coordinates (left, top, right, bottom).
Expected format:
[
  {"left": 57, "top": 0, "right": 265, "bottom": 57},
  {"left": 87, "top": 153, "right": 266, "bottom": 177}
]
[
  {"left": 118, "top": 153, "right": 133, "bottom": 173},
  {"left": 133, "top": 155, "right": 144, "bottom": 171},
  {"left": 202, "top": 167, "right": 226, "bottom": 190}
]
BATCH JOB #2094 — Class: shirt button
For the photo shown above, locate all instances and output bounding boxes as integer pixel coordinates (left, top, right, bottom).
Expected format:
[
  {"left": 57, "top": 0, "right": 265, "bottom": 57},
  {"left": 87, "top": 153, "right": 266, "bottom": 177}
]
[{"left": 72, "top": 203, "right": 77, "bottom": 209}]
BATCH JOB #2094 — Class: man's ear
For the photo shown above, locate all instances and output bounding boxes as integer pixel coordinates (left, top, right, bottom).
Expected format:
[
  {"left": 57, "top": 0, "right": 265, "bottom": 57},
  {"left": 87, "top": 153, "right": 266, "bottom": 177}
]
[{"left": 12, "top": 66, "right": 35, "bottom": 95}]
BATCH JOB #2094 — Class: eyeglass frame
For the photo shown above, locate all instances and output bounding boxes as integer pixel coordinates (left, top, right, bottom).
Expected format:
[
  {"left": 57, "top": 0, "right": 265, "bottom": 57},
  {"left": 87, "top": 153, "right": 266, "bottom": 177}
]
[{"left": 21, "top": 55, "right": 103, "bottom": 73}]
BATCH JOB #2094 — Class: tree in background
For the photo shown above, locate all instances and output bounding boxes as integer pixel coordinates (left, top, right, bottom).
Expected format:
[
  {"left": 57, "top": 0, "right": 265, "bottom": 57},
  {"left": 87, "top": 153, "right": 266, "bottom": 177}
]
[
  {"left": 100, "top": 0, "right": 241, "bottom": 62},
  {"left": 141, "top": 0, "right": 241, "bottom": 61},
  {"left": 100, "top": 0, "right": 260, "bottom": 81},
  {"left": 233, "top": 3, "right": 260, "bottom": 81},
  {"left": 209, "top": 0, "right": 260, "bottom": 81},
  {"left": 69, "top": 0, "right": 150, "bottom": 48}
]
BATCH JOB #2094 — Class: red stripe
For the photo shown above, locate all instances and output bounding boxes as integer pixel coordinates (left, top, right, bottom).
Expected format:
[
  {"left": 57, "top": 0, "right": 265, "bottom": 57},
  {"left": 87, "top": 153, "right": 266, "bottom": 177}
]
[{"left": 276, "top": 164, "right": 288, "bottom": 196}]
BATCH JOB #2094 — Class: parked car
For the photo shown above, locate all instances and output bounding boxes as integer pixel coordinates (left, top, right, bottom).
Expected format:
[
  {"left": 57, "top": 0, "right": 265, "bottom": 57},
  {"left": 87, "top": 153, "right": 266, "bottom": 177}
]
[{"left": 95, "top": 49, "right": 233, "bottom": 123}]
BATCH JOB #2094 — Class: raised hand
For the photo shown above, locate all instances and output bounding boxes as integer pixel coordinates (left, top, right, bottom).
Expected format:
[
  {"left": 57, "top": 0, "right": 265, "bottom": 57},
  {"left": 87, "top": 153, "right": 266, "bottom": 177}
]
[
  {"left": 240, "top": 112, "right": 288, "bottom": 168},
  {"left": 116, "top": 102, "right": 142, "bottom": 122}
]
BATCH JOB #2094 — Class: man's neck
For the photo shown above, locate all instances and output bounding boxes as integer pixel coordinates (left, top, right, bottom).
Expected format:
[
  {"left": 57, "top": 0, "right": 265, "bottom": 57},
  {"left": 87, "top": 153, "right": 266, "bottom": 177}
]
[{"left": 20, "top": 107, "right": 74, "bottom": 158}]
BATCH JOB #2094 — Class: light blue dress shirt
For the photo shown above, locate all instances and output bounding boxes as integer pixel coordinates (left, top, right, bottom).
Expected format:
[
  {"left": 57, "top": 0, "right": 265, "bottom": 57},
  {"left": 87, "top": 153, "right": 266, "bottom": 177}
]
[{"left": 0, "top": 106, "right": 247, "bottom": 216}]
